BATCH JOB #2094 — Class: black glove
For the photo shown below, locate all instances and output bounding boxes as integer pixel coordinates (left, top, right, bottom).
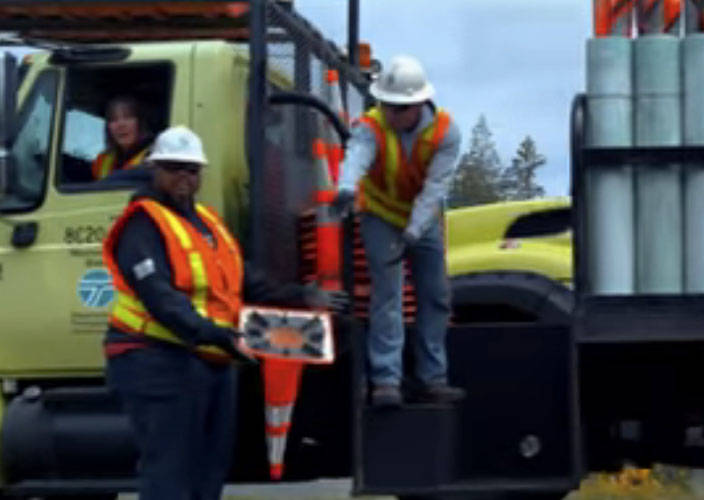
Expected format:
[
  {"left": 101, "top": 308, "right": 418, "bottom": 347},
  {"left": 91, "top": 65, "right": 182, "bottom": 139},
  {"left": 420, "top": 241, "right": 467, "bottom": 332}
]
[
  {"left": 386, "top": 230, "right": 418, "bottom": 266},
  {"left": 303, "top": 283, "right": 350, "bottom": 313},
  {"left": 197, "top": 325, "right": 257, "bottom": 364},
  {"left": 331, "top": 190, "right": 355, "bottom": 218}
]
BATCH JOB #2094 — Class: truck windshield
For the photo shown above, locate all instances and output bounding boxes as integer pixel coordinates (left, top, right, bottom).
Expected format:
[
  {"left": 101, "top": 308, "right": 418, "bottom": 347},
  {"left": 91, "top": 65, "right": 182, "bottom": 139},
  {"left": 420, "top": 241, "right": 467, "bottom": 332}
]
[{"left": 0, "top": 70, "right": 58, "bottom": 213}]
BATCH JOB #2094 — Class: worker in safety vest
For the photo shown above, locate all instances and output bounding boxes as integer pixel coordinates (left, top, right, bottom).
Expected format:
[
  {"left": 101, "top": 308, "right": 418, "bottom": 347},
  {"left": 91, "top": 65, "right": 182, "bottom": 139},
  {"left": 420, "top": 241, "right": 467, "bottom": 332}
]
[
  {"left": 103, "top": 126, "right": 346, "bottom": 500},
  {"left": 334, "top": 55, "right": 465, "bottom": 408},
  {"left": 91, "top": 96, "right": 152, "bottom": 180}
]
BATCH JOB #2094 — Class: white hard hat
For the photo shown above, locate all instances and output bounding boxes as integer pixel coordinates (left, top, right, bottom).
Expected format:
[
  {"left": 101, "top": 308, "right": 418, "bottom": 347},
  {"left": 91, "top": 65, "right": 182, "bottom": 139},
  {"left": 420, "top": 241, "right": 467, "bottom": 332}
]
[
  {"left": 147, "top": 125, "right": 208, "bottom": 165},
  {"left": 369, "top": 55, "right": 435, "bottom": 104}
]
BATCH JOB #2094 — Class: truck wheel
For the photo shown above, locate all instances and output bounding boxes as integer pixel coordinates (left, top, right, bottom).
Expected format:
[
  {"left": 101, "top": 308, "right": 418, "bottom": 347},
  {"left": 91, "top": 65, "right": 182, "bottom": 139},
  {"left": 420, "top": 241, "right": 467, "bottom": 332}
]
[{"left": 451, "top": 272, "right": 573, "bottom": 325}]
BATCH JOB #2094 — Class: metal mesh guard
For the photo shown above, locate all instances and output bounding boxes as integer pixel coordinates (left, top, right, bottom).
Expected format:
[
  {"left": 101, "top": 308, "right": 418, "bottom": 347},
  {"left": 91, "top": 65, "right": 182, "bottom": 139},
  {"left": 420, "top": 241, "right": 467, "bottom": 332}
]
[{"left": 239, "top": 306, "right": 334, "bottom": 364}]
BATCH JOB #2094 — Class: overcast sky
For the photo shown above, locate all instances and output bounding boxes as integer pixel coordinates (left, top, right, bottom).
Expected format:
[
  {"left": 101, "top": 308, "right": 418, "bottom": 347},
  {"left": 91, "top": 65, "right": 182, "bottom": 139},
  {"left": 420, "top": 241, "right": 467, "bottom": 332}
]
[{"left": 294, "top": 0, "right": 592, "bottom": 196}]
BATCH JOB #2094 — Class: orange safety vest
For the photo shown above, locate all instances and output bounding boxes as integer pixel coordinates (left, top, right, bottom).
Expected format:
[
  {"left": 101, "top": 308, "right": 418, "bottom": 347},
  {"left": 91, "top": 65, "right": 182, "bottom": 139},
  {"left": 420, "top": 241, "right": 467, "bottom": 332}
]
[
  {"left": 103, "top": 198, "right": 244, "bottom": 363},
  {"left": 357, "top": 106, "right": 451, "bottom": 228},
  {"left": 91, "top": 147, "right": 148, "bottom": 180}
]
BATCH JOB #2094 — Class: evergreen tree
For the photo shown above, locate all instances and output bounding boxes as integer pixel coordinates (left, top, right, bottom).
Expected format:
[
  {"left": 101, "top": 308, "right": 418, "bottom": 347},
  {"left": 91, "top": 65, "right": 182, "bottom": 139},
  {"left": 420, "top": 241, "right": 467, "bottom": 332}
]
[
  {"left": 448, "top": 115, "right": 503, "bottom": 207},
  {"left": 500, "top": 135, "right": 546, "bottom": 201}
]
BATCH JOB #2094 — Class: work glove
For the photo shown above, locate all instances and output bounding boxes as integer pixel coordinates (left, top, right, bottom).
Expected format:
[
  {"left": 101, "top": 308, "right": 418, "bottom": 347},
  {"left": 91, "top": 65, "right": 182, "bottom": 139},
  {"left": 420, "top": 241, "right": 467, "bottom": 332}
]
[
  {"left": 197, "top": 325, "right": 257, "bottom": 364},
  {"left": 303, "top": 283, "right": 350, "bottom": 313},
  {"left": 331, "top": 190, "right": 355, "bottom": 218},
  {"left": 386, "top": 230, "right": 419, "bottom": 266}
]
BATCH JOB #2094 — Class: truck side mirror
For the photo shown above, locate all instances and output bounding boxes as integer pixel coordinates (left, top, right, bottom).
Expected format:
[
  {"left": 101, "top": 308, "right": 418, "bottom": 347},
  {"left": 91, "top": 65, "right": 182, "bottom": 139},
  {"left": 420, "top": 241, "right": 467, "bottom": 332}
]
[{"left": 0, "top": 52, "right": 17, "bottom": 197}]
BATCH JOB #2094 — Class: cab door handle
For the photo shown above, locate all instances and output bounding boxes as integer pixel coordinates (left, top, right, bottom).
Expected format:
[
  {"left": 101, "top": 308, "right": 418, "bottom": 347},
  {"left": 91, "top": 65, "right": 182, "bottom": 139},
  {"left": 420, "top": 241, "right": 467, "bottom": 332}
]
[{"left": 12, "top": 221, "right": 38, "bottom": 248}]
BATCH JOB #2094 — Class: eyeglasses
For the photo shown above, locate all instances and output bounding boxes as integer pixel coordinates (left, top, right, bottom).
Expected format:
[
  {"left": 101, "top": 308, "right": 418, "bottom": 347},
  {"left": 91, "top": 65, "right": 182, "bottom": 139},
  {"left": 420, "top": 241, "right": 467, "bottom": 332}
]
[
  {"left": 157, "top": 163, "right": 202, "bottom": 175},
  {"left": 382, "top": 103, "right": 413, "bottom": 114}
]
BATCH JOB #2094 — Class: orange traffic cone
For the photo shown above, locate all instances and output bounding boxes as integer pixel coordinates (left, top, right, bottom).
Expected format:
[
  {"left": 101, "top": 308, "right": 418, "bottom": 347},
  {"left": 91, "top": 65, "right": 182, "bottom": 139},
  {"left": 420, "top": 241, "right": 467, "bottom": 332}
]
[
  {"left": 239, "top": 307, "right": 335, "bottom": 481},
  {"left": 321, "top": 69, "right": 347, "bottom": 186},
  {"left": 262, "top": 358, "right": 304, "bottom": 480},
  {"left": 311, "top": 137, "right": 342, "bottom": 291}
]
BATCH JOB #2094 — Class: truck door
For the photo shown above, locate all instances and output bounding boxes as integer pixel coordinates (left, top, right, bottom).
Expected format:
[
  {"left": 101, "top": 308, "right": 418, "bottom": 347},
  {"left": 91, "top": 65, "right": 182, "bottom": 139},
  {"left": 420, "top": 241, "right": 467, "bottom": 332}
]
[{"left": 0, "top": 58, "right": 176, "bottom": 374}]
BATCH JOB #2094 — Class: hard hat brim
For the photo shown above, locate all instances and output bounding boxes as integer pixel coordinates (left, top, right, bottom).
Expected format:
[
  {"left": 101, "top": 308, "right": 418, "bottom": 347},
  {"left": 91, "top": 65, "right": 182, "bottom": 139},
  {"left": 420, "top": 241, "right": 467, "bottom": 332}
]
[
  {"left": 369, "top": 81, "right": 435, "bottom": 104},
  {"left": 147, "top": 152, "right": 208, "bottom": 165}
]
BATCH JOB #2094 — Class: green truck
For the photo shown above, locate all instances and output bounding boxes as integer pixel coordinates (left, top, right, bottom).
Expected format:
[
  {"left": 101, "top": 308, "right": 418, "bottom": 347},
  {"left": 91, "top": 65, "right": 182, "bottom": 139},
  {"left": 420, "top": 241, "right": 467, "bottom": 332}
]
[{"left": 0, "top": 1, "right": 575, "bottom": 497}]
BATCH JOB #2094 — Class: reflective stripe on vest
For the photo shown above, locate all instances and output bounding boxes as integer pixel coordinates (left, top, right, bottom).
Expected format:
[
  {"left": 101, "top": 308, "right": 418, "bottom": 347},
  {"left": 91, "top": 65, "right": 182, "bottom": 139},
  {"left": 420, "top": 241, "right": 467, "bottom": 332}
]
[
  {"left": 357, "top": 106, "right": 451, "bottom": 227},
  {"left": 103, "top": 199, "right": 243, "bottom": 362},
  {"left": 92, "top": 147, "right": 148, "bottom": 180}
]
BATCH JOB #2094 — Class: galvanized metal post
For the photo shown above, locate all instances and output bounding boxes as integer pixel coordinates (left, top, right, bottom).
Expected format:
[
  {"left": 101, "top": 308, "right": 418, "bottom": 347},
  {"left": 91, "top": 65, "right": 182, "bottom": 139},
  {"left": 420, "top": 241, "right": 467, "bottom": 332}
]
[
  {"left": 248, "top": 0, "right": 267, "bottom": 267},
  {"left": 347, "top": 0, "right": 359, "bottom": 69}
]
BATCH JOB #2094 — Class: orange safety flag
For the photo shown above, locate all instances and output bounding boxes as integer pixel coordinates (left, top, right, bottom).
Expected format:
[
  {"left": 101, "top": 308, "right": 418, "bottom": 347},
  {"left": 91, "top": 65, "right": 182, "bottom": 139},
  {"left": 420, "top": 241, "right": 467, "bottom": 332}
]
[
  {"left": 262, "top": 358, "right": 303, "bottom": 480},
  {"left": 594, "top": 0, "right": 636, "bottom": 36}
]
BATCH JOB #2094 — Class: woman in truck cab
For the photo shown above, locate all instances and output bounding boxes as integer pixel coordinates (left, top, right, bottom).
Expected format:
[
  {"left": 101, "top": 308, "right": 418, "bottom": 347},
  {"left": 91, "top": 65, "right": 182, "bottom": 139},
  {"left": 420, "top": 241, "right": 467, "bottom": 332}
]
[{"left": 91, "top": 95, "right": 152, "bottom": 180}]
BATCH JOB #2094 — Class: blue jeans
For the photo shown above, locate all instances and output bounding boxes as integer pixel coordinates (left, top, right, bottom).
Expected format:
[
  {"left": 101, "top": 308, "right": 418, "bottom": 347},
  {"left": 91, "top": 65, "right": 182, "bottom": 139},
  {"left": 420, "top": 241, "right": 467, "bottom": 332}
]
[
  {"left": 360, "top": 214, "right": 451, "bottom": 386},
  {"left": 107, "top": 345, "right": 236, "bottom": 500}
]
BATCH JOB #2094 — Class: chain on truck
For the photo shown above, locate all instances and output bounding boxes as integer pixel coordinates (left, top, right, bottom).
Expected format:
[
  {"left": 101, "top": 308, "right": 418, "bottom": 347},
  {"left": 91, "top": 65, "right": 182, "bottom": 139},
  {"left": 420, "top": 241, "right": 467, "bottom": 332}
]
[{"left": 0, "top": 0, "right": 596, "bottom": 499}]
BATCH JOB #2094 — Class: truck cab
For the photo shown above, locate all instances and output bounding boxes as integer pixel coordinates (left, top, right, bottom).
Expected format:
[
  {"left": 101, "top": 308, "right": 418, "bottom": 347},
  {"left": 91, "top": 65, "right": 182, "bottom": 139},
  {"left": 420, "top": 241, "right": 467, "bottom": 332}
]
[{"left": 0, "top": 42, "right": 255, "bottom": 375}]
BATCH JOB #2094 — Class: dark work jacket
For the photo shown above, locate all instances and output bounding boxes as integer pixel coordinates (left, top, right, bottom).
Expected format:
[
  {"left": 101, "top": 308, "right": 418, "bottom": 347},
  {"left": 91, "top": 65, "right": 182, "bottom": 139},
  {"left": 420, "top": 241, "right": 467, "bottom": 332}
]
[{"left": 105, "top": 185, "right": 309, "bottom": 355}]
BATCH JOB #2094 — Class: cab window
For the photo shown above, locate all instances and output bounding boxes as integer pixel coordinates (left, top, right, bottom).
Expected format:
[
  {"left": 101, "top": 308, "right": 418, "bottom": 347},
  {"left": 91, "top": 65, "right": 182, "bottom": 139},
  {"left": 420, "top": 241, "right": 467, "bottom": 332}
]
[
  {"left": 56, "top": 63, "right": 172, "bottom": 190},
  {"left": 0, "top": 70, "right": 58, "bottom": 213},
  {"left": 505, "top": 207, "right": 572, "bottom": 238}
]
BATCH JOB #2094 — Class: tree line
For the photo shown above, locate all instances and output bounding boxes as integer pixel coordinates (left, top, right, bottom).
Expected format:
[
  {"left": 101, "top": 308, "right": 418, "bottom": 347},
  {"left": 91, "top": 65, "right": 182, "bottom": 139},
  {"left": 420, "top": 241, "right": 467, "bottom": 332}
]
[{"left": 447, "top": 114, "right": 546, "bottom": 208}]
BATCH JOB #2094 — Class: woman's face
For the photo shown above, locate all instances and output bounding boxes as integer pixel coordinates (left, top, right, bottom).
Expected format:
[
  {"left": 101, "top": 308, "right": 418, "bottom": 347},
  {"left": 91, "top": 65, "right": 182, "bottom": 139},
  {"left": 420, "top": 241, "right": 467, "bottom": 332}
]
[{"left": 107, "top": 102, "right": 139, "bottom": 151}]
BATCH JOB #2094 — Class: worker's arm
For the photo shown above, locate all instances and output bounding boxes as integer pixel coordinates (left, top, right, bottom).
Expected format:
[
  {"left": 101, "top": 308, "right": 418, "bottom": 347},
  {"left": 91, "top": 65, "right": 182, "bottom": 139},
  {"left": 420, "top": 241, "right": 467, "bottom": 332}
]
[
  {"left": 115, "top": 212, "right": 234, "bottom": 346},
  {"left": 337, "top": 123, "right": 378, "bottom": 193},
  {"left": 405, "top": 120, "right": 461, "bottom": 240}
]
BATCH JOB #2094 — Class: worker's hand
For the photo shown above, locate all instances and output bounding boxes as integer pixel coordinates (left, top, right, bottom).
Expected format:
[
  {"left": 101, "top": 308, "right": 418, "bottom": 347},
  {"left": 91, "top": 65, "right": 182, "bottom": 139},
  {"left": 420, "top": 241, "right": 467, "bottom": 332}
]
[
  {"left": 197, "top": 326, "right": 257, "bottom": 364},
  {"left": 331, "top": 190, "right": 355, "bottom": 218},
  {"left": 303, "top": 283, "right": 350, "bottom": 313},
  {"left": 386, "top": 230, "right": 418, "bottom": 266}
]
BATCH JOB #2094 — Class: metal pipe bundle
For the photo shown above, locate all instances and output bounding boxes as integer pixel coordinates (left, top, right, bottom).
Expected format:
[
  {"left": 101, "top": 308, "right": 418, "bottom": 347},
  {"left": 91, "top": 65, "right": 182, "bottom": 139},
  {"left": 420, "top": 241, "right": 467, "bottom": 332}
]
[
  {"left": 585, "top": 37, "right": 635, "bottom": 294},
  {"left": 683, "top": 11, "right": 704, "bottom": 290},
  {"left": 633, "top": 35, "right": 682, "bottom": 293}
]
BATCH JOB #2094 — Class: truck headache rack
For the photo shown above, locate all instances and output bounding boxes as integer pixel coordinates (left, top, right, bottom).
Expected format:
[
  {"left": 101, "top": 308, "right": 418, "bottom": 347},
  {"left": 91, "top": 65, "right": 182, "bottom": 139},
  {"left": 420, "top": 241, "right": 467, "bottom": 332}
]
[{"left": 0, "top": 0, "right": 284, "bottom": 42}]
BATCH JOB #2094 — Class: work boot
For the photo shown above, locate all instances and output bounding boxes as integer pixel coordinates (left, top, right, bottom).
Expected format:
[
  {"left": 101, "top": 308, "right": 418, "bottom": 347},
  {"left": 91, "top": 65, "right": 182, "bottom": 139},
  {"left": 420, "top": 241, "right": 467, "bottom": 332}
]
[
  {"left": 370, "top": 384, "right": 402, "bottom": 409},
  {"left": 410, "top": 383, "right": 466, "bottom": 405}
]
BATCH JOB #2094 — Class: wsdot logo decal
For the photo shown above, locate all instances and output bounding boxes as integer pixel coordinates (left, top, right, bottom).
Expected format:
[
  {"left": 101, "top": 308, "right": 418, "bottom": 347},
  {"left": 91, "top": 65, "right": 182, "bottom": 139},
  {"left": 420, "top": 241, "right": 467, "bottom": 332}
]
[{"left": 77, "top": 268, "right": 114, "bottom": 308}]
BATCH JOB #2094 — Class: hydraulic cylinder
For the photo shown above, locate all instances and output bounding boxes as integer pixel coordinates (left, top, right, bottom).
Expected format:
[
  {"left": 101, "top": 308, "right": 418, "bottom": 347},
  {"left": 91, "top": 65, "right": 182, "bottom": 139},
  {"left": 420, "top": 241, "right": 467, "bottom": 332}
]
[
  {"left": 585, "top": 37, "right": 635, "bottom": 294},
  {"left": 634, "top": 35, "right": 682, "bottom": 293}
]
